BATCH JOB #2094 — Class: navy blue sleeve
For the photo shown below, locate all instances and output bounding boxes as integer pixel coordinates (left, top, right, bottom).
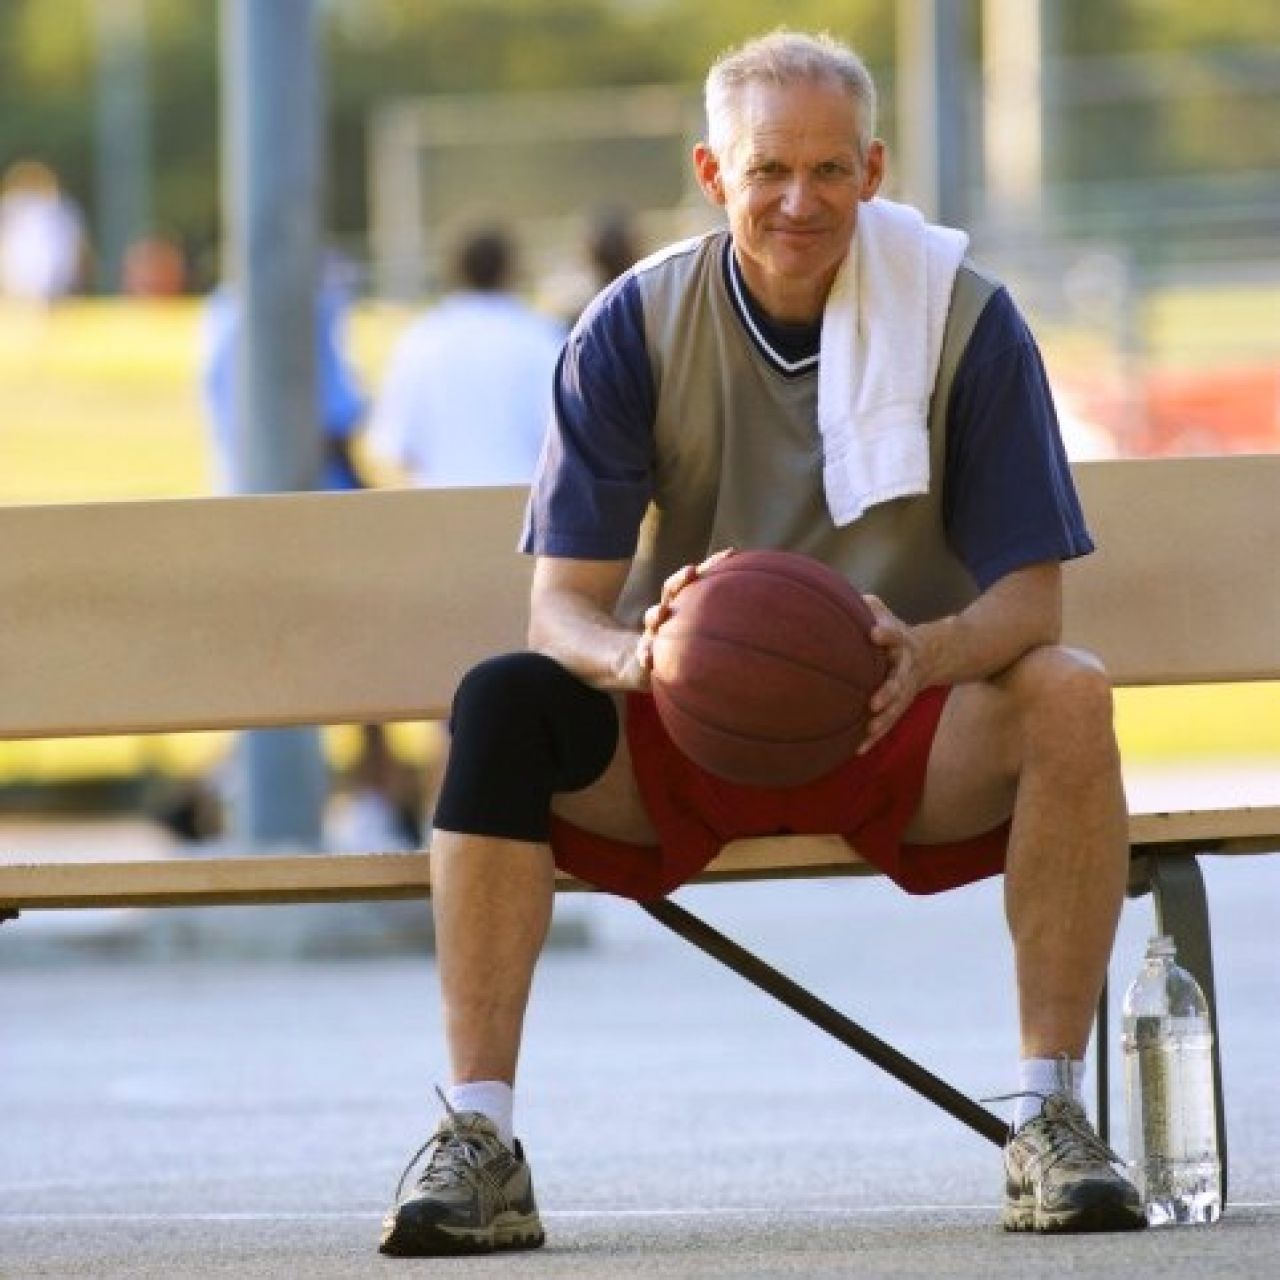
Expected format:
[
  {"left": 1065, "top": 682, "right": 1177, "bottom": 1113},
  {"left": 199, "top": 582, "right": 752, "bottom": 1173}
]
[
  {"left": 943, "top": 288, "right": 1094, "bottom": 591},
  {"left": 520, "top": 274, "right": 655, "bottom": 559}
]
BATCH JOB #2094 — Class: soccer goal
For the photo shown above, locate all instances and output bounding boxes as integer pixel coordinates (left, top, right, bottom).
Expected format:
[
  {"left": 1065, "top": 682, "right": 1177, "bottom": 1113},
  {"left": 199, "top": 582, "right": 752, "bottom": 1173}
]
[{"left": 367, "top": 84, "right": 714, "bottom": 303}]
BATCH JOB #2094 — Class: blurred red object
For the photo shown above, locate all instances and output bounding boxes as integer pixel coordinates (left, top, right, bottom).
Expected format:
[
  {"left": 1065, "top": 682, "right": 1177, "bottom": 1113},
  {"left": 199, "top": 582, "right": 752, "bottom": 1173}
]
[
  {"left": 1140, "top": 365, "right": 1280, "bottom": 456},
  {"left": 122, "top": 236, "right": 187, "bottom": 297}
]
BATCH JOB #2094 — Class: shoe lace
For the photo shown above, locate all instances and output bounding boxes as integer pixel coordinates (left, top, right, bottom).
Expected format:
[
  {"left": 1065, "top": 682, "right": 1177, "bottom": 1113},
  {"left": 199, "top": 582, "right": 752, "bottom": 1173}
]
[
  {"left": 392, "top": 1087, "right": 507, "bottom": 1203},
  {"left": 983, "top": 1088, "right": 1124, "bottom": 1173}
]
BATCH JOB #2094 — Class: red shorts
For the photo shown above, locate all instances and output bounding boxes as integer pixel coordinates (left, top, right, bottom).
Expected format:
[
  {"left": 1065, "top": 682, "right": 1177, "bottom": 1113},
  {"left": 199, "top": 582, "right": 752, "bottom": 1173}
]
[{"left": 549, "top": 685, "right": 1009, "bottom": 901}]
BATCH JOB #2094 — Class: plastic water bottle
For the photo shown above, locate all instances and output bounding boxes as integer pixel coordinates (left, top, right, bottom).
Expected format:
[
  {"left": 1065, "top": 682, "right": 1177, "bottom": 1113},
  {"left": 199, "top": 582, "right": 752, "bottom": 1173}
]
[{"left": 1121, "top": 935, "right": 1222, "bottom": 1225}]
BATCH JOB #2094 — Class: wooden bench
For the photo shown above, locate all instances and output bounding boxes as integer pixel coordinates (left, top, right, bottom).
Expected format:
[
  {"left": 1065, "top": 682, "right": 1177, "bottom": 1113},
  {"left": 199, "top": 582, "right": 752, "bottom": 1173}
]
[{"left": 4, "top": 455, "right": 1279, "bottom": 1205}]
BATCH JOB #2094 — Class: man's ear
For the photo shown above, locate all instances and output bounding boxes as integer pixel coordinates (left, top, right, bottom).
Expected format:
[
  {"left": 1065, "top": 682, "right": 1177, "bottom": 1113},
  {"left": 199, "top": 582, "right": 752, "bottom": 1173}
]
[
  {"left": 693, "top": 142, "right": 727, "bottom": 207},
  {"left": 860, "top": 139, "right": 886, "bottom": 201}
]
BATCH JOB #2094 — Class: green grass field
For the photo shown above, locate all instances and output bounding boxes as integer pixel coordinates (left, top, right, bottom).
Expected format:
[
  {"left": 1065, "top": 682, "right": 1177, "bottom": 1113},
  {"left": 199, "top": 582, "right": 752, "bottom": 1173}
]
[{"left": 2, "top": 295, "right": 1279, "bottom": 782}]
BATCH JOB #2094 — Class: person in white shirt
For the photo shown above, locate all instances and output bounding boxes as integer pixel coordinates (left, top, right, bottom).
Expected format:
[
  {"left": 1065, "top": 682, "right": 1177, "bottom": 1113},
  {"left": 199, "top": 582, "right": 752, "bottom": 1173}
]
[
  {"left": 0, "top": 160, "right": 86, "bottom": 305},
  {"left": 369, "top": 225, "right": 564, "bottom": 487}
]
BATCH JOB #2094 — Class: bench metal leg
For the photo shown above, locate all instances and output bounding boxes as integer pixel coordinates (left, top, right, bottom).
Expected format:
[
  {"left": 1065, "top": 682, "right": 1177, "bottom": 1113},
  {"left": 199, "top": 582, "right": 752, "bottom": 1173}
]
[
  {"left": 1129, "top": 852, "right": 1229, "bottom": 1206},
  {"left": 640, "top": 896, "right": 1008, "bottom": 1147},
  {"left": 1096, "top": 974, "right": 1110, "bottom": 1144},
  {"left": 1, "top": 908, "right": 16, "bottom": 926}
]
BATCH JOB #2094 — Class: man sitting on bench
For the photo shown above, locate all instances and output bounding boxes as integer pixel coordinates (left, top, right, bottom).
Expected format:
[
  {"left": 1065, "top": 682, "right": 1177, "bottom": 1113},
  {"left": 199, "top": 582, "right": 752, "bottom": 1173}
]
[{"left": 379, "top": 29, "right": 1145, "bottom": 1257}]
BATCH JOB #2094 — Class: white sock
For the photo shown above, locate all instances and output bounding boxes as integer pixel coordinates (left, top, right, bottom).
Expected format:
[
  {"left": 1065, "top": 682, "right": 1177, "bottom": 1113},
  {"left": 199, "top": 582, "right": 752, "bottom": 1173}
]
[
  {"left": 1013, "top": 1057, "right": 1086, "bottom": 1131},
  {"left": 446, "top": 1081, "right": 515, "bottom": 1148}
]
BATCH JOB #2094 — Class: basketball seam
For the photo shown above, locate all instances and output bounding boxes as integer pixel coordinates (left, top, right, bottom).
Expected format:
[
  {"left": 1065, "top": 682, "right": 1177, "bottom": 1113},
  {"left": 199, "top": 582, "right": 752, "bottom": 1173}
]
[
  {"left": 704, "top": 558, "right": 874, "bottom": 630},
  {"left": 654, "top": 682, "right": 867, "bottom": 746},
  {"left": 655, "top": 665, "right": 875, "bottom": 747},
  {"left": 655, "top": 629, "right": 882, "bottom": 695}
]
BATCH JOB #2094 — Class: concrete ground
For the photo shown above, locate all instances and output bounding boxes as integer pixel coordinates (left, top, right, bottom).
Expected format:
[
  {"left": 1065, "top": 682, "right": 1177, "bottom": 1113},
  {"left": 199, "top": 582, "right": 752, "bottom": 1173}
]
[{"left": 4, "top": 832, "right": 1278, "bottom": 1278}]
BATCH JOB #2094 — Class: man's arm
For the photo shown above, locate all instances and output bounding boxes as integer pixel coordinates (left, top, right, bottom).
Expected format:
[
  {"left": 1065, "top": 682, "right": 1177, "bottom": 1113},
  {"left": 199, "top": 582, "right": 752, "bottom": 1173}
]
[
  {"left": 528, "top": 556, "right": 647, "bottom": 692},
  {"left": 861, "top": 560, "right": 1062, "bottom": 751}
]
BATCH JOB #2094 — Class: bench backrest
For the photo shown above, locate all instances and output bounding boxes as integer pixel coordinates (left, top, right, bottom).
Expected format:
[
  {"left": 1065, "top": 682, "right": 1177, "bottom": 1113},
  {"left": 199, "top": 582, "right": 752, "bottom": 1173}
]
[
  {"left": 1068, "top": 455, "right": 1280, "bottom": 685},
  {"left": 1, "top": 455, "right": 1277, "bottom": 742},
  {"left": 0, "top": 486, "right": 531, "bottom": 738}
]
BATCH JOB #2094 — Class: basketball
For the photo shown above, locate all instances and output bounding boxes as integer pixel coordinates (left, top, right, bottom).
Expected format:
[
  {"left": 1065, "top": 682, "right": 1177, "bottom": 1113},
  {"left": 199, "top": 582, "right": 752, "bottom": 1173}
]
[{"left": 649, "top": 550, "right": 888, "bottom": 787}]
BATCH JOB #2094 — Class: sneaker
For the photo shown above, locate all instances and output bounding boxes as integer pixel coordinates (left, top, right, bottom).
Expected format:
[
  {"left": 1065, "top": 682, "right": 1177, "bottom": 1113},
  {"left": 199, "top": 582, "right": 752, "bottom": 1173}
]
[
  {"left": 1002, "top": 1093, "right": 1146, "bottom": 1233},
  {"left": 379, "top": 1102, "right": 545, "bottom": 1257}
]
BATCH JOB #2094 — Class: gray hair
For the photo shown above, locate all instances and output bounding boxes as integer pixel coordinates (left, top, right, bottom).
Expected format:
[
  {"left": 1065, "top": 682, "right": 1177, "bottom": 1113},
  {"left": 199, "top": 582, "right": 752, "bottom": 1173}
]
[{"left": 704, "top": 29, "right": 877, "bottom": 162}]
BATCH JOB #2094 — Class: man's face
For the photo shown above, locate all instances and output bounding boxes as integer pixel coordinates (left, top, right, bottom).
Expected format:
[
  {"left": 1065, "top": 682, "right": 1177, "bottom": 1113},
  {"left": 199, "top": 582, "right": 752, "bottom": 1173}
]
[{"left": 695, "top": 78, "right": 883, "bottom": 321}]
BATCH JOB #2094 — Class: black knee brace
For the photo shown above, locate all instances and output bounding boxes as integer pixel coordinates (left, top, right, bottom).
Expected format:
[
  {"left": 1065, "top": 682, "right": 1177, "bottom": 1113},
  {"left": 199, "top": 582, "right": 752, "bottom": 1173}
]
[{"left": 432, "top": 651, "right": 619, "bottom": 843}]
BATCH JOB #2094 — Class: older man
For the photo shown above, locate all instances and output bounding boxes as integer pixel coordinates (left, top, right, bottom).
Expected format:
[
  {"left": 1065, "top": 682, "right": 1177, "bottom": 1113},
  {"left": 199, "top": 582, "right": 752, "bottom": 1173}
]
[{"left": 379, "top": 30, "right": 1143, "bottom": 1257}]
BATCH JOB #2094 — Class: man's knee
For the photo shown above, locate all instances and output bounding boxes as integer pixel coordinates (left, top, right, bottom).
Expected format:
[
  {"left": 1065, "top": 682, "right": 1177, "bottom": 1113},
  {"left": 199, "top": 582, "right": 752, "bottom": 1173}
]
[
  {"left": 1003, "top": 645, "right": 1117, "bottom": 756},
  {"left": 434, "top": 652, "right": 618, "bottom": 842}
]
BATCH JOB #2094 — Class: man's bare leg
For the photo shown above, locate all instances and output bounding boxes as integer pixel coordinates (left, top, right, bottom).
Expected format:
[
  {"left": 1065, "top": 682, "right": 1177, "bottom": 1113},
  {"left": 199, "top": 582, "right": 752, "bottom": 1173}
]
[
  {"left": 1000, "top": 650, "right": 1129, "bottom": 1058},
  {"left": 907, "top": 645, "right": 1142, "bottom": 1231},
  {"left": 433, "top": 694, "right": 657, "bottom": 1086},
  {"left": 909, "top": 645, "right": 1143, "bottom": 1222},
  {"left": 431, "top": 832, "right": 556, "bottom": 1086},
  {"left": 380, "top": 699, "right": 658, "bottom": 1255},
  {"left": 906, "top": 645, "right": 1129, "bottom": 1058}
]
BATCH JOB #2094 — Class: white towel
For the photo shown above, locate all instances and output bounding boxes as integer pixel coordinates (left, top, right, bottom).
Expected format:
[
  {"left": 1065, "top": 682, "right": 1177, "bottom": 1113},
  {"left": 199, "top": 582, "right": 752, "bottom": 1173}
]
[{"left": 817, "top": 197, "right": 969, "bottom": 526}]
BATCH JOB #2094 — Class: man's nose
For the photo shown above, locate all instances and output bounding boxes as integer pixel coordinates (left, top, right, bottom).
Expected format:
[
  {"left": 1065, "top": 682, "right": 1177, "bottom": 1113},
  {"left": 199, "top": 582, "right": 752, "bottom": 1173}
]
[{"left": 779, "top": 176, "right": 817, "bottom": 217}]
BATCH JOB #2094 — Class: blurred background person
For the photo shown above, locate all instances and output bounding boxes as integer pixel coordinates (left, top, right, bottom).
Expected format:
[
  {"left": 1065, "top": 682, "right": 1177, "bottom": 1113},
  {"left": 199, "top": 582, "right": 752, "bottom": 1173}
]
[
  {"left": 122, "top": 231, "right": 189, "bottom": 298},
  {"left": 0, "top": 159, "right": 87, "bottom": 305},
  {"left": 585, "top": 204, "right": 642, "bottom": 293},
  {"left": 367, "top": 223, "right": 563, "bottom": 487},
  {"left": 197, "top": 257, "right": 422, "bottom": 854},
  {"left": 544, "top": 204, "right": 645, "bottom": 328},
  {"left": 365, "top": 221, "right": 566, "bottom": 888},
  {"left": 202, "top": 255, "right": 368, "bottom": 494}
]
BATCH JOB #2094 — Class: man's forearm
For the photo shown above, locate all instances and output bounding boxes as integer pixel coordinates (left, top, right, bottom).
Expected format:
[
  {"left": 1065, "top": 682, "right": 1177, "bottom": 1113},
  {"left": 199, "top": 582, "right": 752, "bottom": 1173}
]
[
  {"left": 528, "top": 589, "right": 644, "bottom": 692},
  {"left": 914, "top": 562, "right": 1063, "bottom": 688}
]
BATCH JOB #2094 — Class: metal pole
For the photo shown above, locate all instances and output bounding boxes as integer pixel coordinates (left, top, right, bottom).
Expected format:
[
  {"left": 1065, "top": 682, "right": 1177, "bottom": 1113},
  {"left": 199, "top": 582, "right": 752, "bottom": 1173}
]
[
  {"left": 894, "top": 0, "right": 973, "bottom": 227},
  {"left": 218, "top": 0, "right": 327, "bottom": 848},
  {"left": 90, "top": 0, "right": 151, "bottom": 293},
  {"left": 642, "top": 897, "right": 1009, "bottom": 1146}
]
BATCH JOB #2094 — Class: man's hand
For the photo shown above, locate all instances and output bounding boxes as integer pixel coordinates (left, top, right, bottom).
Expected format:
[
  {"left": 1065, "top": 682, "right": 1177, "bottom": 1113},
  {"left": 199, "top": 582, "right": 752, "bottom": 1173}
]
[
  {"left": 636, "top": 548, "right": 737, "bottom": 677},
  {"left": 859, "top": 594, "right": 927, "bottom": 753}
]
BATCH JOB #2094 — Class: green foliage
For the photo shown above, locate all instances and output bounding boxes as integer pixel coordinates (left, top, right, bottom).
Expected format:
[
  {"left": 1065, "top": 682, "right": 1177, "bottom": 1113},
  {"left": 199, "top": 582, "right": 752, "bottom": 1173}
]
[
  {"left": 634, "top": 0, "right": 892, "bottom": 76},
  {"left": 0, "top": 0, "right": 1275, "bottom": 281},
  {"left": 1058, "top": 0, "right": 1280, "bottom": 53},
  {"left": 0, "top": 0, "right": 94, "bottom": 201}
]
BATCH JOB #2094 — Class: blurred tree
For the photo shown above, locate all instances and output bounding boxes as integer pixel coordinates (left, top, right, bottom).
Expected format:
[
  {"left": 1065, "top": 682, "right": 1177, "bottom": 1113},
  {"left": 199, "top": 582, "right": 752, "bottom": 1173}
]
[
  {"left": 0, "top": 0, "right": 1276, "bottom": 283},
  {"left": 1049, "top": 0, "right": 1280, "bottom": 213},
  {"left": 1057, "top": 0, "right": 1280, "bottom": 52},
  {"left": 324, "top": 0, "right": 893, "bottom": 243},
  {"left": 146, "top": 0, "right": 218, "bottom": 286},
  {"left": 0, "top": 0, "right": 94, "bottom": 215}
]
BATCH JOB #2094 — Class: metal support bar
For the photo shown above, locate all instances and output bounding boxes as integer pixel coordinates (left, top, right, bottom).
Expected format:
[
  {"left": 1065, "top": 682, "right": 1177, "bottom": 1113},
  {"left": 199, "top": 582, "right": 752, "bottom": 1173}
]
[
  {"left": 1, "top": 908, "right": 17, "bottom": 926},
  {"left": 1096, "top": 973, "right": 1110, "bottom": 1144},
  {"left": 640, "top": 896, "right": 1008, "bottom": 1147},
  {"left": 1140, "top": 853, "right": 1229, "bottom": 1207}
]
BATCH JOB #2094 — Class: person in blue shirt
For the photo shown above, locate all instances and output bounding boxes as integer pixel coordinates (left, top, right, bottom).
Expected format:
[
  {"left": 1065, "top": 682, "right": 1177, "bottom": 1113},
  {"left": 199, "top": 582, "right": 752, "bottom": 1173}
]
[
  {"left": 202, "top": 268, "right": 367, "bottom": 494},
  {"left": 199, "top": 267, "right": 419, "bottom": 853}
]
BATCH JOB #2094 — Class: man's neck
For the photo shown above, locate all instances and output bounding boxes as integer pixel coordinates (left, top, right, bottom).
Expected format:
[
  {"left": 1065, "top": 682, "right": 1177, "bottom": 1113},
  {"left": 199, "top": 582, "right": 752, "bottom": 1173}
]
[
  {"left": 725, "top": 243, "right": 823, "bottom": 367},
  {"left": 730, "top": 245, "right": 834, "bottom": 324}
]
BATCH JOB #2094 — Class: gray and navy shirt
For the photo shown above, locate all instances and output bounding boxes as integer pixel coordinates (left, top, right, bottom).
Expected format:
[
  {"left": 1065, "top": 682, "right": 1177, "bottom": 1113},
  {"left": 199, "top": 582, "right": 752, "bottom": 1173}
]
[{"left": 522, "top": 229, "right": 1092, "bottom": 626}]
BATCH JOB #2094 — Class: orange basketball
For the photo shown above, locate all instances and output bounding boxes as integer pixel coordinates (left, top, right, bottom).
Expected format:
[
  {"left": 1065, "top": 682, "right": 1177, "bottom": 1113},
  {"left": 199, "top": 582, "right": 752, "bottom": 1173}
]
[{"left": 649, "top": 550, "right": 887, "bottom": 787}]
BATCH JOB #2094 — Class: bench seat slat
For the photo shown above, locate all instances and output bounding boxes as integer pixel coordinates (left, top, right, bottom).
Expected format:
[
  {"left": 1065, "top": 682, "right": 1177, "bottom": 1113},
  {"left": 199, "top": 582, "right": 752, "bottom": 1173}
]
[{"left": 4, "top": 807, "right": 1278, "bottom": 911}]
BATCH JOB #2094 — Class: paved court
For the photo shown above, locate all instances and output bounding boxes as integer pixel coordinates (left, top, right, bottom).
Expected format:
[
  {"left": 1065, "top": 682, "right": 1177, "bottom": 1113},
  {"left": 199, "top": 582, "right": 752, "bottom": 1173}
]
[{"left": 4, "top": 843, "right": 1277, "bottom": 1277}]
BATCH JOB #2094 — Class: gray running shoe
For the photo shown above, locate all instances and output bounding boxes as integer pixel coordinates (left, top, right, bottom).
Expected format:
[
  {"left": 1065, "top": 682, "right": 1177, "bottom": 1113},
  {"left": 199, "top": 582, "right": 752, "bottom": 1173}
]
[
  {"left": 379, "top": 1101, "right": 545, "bottom": 1257},
  {"left": 1002, "top": 1093, "right": 1146, "bottom": 1233}
]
